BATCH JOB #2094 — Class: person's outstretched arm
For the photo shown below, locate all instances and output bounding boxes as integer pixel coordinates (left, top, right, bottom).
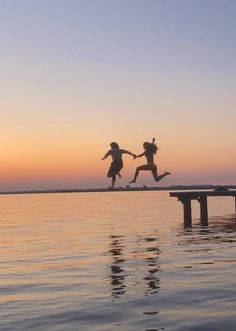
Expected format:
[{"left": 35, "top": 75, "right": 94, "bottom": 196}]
[
  {"left": 122, "top": 150, "right": 136, "bottom": 158},
  {"left": 135, "top": 152, "right": 145, "bottom": 158},
  {"left": 101, "top": 151, "right": 110, "bottom": 160}
]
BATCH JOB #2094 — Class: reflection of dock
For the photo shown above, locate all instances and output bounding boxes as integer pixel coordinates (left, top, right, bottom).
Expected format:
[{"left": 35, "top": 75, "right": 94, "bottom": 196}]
[{"left": 170, "top": 190, "right": 236, "bottom": 227}]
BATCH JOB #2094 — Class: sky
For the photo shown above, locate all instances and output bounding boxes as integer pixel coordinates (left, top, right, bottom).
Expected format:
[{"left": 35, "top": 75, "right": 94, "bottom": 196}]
[{"left": 0, "top": 0, "right": 236, "bottom": 190}]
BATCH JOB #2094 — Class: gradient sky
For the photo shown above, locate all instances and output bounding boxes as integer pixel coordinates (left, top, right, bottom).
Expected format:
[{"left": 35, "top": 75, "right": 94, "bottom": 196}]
[{"left": 1, "top": 0, "right": 236, "bottom": 190}]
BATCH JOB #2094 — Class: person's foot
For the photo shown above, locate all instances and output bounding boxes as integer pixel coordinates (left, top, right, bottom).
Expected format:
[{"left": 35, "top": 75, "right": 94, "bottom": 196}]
[
  {"left": 129, "top": 180, "right": 136, "bottom": 184},
  {"left": 155, "top": 172, "right": 171, "bottom": 182}
]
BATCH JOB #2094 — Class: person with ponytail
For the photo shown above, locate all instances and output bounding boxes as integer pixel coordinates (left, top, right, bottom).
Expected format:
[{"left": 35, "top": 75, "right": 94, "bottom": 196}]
[{"left": 129, "top": 138, "right": 170, "bottom": 184}]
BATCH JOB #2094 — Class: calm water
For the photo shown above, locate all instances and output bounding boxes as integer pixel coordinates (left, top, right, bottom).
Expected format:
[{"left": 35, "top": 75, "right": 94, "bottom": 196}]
[{"left": 1, "top": 191, "right": 236, "bottom": 331}]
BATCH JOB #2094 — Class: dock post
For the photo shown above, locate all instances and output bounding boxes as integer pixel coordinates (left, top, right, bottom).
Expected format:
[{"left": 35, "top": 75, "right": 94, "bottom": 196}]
[
  {"left": 181, "top": 198, "right": 192, "bottom": 227},
  {"left": 199, "top": 196, "right": 208, "bottom": 226}
]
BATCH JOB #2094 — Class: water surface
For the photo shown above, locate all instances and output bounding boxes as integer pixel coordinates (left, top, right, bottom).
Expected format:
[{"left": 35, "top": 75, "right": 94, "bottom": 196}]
[{"left": 1, "top": 191, "right": 236, "bottom": 330}]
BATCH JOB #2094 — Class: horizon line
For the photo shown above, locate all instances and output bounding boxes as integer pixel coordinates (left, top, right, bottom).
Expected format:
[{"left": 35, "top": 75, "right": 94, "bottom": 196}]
[{"left": 0, "top": 184, "right": 236, "bottom": 196}]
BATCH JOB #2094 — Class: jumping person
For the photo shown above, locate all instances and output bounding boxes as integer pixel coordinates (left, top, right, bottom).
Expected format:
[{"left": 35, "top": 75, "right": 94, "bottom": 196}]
[
  {"left": 102, "top": 142, "right": 135, "bottom": 189},
  {"left": 129, "top": 138, "right": 170, "bottom": 184}
]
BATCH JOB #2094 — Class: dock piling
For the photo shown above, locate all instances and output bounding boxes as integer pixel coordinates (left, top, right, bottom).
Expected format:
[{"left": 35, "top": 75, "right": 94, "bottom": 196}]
[
  {"left": 198, "top": 196, "right": 208, "bottom": 226},
  {"left": 181, "top": 198, "right": 192, "bottom": 227}
]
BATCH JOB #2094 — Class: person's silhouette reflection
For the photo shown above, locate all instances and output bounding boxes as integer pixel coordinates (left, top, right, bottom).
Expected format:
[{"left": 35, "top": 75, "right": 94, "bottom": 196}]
[
  {"left": 143, "top": 237, "right": 161, "bottom": 296},
  {"left": 108, "top": 234, "right": 126, "bottom": 298}
]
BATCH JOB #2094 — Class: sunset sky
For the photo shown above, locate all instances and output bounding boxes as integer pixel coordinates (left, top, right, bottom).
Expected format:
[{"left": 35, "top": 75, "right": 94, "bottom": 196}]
[{"left": 1, "top": 0, "right": 236, "bottom": 190}]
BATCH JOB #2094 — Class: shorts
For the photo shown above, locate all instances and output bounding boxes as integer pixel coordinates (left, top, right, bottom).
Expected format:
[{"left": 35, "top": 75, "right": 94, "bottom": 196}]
[{"left": 107, "top": 160, "right": 123, "bottom": 177}]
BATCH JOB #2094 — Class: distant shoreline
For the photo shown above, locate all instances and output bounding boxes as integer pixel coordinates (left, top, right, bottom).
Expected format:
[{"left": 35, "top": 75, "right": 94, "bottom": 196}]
[{"left": 0, "top": 185, "right": 236, "bottom": 196}]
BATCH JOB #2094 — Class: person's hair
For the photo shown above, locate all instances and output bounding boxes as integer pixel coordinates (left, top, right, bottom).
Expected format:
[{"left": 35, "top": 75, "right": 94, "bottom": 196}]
[
  {"left": 110, "top": 142, "right": 119, "bottom": 149},
  {"left": 143, "top": 141, "right": 158, "bottom": 154}
]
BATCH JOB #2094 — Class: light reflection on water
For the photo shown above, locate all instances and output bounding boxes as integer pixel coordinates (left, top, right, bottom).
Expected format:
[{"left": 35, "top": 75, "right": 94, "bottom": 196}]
[{"left": 0, "top": 192, "right": 236, "bottom": 330}]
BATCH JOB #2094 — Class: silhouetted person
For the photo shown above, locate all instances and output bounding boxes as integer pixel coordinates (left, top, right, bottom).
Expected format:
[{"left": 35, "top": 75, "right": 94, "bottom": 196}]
[
  {"left": 129, "top": 138, "right": 170, "bottom": 184},
  {"left": 102, "top": 142, "right": 135, "bottom": 189}
]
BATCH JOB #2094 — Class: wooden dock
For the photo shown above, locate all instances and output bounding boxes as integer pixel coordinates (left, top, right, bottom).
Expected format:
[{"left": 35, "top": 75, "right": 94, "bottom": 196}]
[{"left": 170, "top": 190, "right": 236, "bottom": 227}]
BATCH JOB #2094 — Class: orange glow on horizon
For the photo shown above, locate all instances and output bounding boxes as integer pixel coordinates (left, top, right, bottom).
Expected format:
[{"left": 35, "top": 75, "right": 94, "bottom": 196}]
[{"left": 1, "top": 115, "right": 236, "bottom": 188}]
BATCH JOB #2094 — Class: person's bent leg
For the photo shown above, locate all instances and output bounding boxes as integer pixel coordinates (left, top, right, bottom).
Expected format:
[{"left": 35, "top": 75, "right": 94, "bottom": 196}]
[
  {"left": 151, "top": 166, "right": 159, "bottom": 181},
  {"left": 154, "top": 171, "right": 171, "bottom": 182},
  {"left": 111, "top": 175, "right": 116, "bottom": 189},
  {"left": 129, "top": 168, "right": 139, "bottom": 183},
  {"left": 129, "top": 165, "right": 150, "bottom": 184}
]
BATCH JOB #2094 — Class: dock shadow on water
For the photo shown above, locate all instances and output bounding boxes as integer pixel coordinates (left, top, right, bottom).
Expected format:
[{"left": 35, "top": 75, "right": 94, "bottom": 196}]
[{"left": 1, "top": 192, "right": 236, "bottom": 331}]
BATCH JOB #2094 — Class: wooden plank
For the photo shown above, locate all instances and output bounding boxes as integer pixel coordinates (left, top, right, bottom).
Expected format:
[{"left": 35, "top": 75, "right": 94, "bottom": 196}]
[{"left": 170, "top": 190, "right": 236, "bottom": 199}]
